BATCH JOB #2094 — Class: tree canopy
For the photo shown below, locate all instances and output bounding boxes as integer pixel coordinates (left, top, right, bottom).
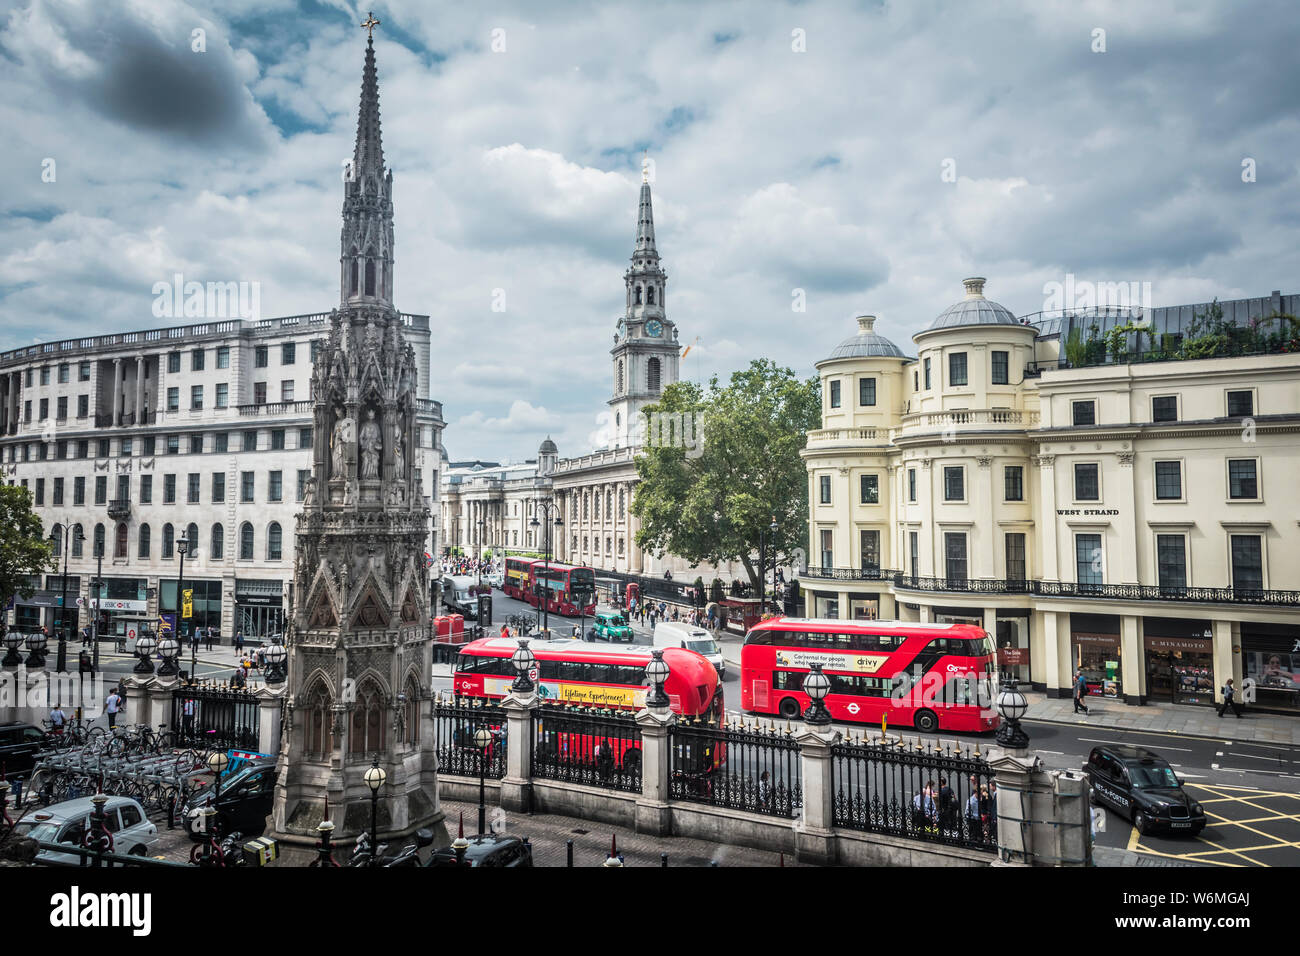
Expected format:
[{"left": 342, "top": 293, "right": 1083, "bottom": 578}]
[
  {"left": 632, "top": 358, "right": 819, "bottom": 590},
  {"left": 0, "top": 484, "right": 56, "bottom": 615}
]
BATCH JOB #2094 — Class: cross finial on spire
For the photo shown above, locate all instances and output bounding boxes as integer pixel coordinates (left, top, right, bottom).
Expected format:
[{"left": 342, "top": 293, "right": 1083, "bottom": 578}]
[
  {"left": 641, "top": 151, "right": 650, "bottom": 183},
  {"left": 361, "top": 11, "right": 381, "bottom": 39}
]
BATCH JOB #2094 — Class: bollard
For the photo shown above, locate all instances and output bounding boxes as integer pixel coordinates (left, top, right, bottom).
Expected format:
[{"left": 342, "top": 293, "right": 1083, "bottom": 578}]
[
  {"left": 710, "top": 860, "right": 718, "bottom": 867},
  {"left": 167, "top": 793, "right": 177, "bottom": 830},
  {"left": 566, "top": 839, "right": 574, "bottom": 867},
  {"left": 661, "top": 852, "right": 668, "bottom": 868}
]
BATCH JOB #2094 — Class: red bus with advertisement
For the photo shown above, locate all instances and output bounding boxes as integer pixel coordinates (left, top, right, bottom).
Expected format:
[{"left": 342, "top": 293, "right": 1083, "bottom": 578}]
[
  {"left": 502, "top": 557, "right": 540, "bottom": 601},
  {"left": 740, "top": 618, "right": 999, "bottom": 733},
  {"left": 528, "top": 563, "right": 597, "bottom": 616},
  {"left": 453, "top": 638, "right": 725, "bottom": 775}
]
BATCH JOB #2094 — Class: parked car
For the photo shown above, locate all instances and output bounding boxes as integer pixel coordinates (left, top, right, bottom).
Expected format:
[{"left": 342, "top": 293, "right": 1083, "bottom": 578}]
[
  {"left": 653, "top": 621, "right": 725, "bottom": 677},
  {"left": 425, "top": 833, "right": 533, "bottom": 867},
  {"left": 486, "top": 571, "right": 505, "bottom": 590},
  {"left": 0, "top": 721, "right": 49, "bottom": 780},
  {"left": 1083, "top": 744, "right": 1206, "bottom": 836},
  {"left": 14, "top": 795, "right": 159, "bottom": 863},
  {"left": 589, "top": 611, "right": 634, "bottom": 643},
  {"left": 182, "top": 757, "right": 278, "bottom": 840}
]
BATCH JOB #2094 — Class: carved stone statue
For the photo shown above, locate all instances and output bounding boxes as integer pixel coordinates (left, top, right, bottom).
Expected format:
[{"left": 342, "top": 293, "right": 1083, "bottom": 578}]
[
  {"left": 331, "top": 409, "right": 355, "bottom": 479},
  {"left": 302, "top": 475, "right": 317, "bottom": 508},
  {"left": 343, "top": 478, "right": 357, "bottom": 508},
  {"left": 359, "top": 409, "right": 382, "bottom": 480},
  {"left": 391, "top": 420, "right": 405, "bottom": 480}
]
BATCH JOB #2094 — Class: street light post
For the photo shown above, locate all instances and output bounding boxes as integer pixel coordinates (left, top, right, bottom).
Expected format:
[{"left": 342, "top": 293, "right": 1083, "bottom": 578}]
[
  {"left": 475, "top": 725, "right": 492, "bottom": 834},
  {"left": 89, "top": 543, "right": 104, "bottom": 673},
  {"left": 48, "top": 524, "right": 83, "bottom": 674},
  {"left": 363, "top": 760, "right": 387, "bottom": 867},
  {"left": 757, "top": 515, "right": 777, "bottom": 617},
  {"left": 176, "top": 530, "right": 192, "bottom": 681},
  {"left": 529, "top": 499, "right": 564, "bottom": 638},
  {"left": 476, "top": 518, "right": 486, "bottom": 589}
]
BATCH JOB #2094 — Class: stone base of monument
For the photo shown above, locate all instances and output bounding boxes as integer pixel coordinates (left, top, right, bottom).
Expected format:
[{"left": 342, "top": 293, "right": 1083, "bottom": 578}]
[{"left": 267, "top": 793, "right": 448, "bottom": 866}]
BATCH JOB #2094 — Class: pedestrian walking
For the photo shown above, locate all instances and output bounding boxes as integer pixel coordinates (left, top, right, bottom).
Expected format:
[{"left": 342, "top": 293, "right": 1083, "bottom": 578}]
[
  {"left": 48, "top": 704, "right": 67, "bottom": 735},
  {"left": 1217, "top": 678, "right": 1243, "bottom": 718},
  {"left": 205, "top": 625, "right": 215, "bottom": 651},
  {"left": 80, "top": 624, "right": 91, "bottom": 648},
  {"left": 105, "top": 688, "right": 123, "bottom": 730},
  {"left": 78, "top": 648, "right": 93, "bottom": 678},
  {"left": 235, "top": 630, "right": 244, "bottom": 653},
  {"left": 1072, "top": 669, "right": 1090, "bottom": 715},
  {"left": 182, "top": 697, "right": 195, "bottom": 736}
]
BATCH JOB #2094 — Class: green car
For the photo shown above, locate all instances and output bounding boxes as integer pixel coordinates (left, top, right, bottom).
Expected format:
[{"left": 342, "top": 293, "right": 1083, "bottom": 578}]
[{"left": 590, "top": 611, "right": 634, "bottom": 643}]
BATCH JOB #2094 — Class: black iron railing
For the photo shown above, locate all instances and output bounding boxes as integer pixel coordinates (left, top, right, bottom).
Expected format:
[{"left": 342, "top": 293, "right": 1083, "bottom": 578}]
[
  {"left": 171, "top": 684, "right": 260, "bottom": 751},
  {"left": 831, "top": 736, "right": 997, "bottom": 852},
  {"left": 531, "top": 705, "right": 642, "bottom": 794},
  {"left": 668, "top": 716, "right": 801, "bottom": 818},
  {"left": 432, "top": 695, "right": 507, "bottom": 779},
  {"left": 801, "top": 567, "right": 901, "bottom": 583}
]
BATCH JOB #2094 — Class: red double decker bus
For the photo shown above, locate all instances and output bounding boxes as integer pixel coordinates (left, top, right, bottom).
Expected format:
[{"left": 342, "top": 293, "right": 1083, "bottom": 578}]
[
  {"left": 529, "top": 562, "right": 597, "bottom": 616},
  {"left": 741, "top": 618, "right": 999, "bottom": 734},
  {"left": 453, "top": 638, "right": 725, "bottom": 775},
  {"left": 502, "top": 557, "right": 540, "bottom": 601}
]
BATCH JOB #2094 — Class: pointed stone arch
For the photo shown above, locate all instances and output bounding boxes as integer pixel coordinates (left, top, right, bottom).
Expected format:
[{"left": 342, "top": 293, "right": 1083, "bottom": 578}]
[
  {"left": 350, "top": 579, "right": 391, "bottom": 629},
  {"left": 307, "top": 585, "right": 338, "bottom": 629}
]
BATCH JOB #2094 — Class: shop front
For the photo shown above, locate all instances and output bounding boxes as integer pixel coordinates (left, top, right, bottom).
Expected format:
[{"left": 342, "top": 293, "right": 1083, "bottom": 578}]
[
  {"left": 934, "top": 607, "right": 982, "bottom": 626},
  {"left": 235, "top": 579, "right": 285, "bottom": 638},
  {"left": 1071, "top": 613, "right": 1122, "bottom": 698},
  {"left": 1241, "top": 622, "right": 1300, "bottom": 713},
  {"left": 79, "top": 577, "right": 150, "bottom": 641},
  {"left": 996, "top": 610, "right": 1031, "bottom": 685},
  {"left": 802, "top": 588, "right": 838, "bottom": 620},
  {"left": 848, "top": 593, "right": 880, "bottom": 620},
  {"left": 160, "top": 579, "right": 223, "bottom": 637},
  {"left": 1143, "top": 618, "right": 1215, "bottom": 706}
]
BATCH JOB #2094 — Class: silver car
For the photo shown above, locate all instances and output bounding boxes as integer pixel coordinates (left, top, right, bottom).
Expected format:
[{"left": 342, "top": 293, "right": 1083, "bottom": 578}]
[{"left": 15, "top": 795, "right": 160, "bottom": 863}]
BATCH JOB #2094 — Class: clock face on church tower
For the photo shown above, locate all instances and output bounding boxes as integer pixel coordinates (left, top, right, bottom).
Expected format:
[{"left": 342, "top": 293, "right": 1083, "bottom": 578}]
[{"left": 645, "top": 319, "right": 663, "bottom": 338}]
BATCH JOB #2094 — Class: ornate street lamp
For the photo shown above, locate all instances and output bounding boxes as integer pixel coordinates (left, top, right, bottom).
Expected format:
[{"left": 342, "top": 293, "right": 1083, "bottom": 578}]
[
  {"left": 156, "top": 635, "right": 180, "bottom": 678},
  {"left": 264, "top": 636, "right": 287, "bottom": 685},
  {"left": 645, "top": 649, "right": 671, "bottom": 711},
  {"left": 363, "top": 760, "right": 387, "bottom": 867},
  {"left": 995, "top": 679, "right": 1030, "bottom": 750},
  {"left": 133, "top": 632, "right": 157, "bottom": 675},
  {"left": 3, "top": 630, "right": 23, "bottom": 668},
  {"left": 511, "top": 639, "right": 536, "bottom": 694},
  {"left": 802, "top": 663, "right": 832, "bottom": 727},
  {"left": 25, "top": 631, "right": 47, "bottom": 669},
  {"left": 207, "top": 750, "right": 229, "bottom": 801},
  {"left": 474, "top": 726, "right": 493, "bottom": 835}
]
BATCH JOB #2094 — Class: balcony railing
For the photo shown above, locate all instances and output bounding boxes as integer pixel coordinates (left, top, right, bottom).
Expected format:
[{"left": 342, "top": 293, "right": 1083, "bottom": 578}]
[
  {"left": 107, "top": 499, "right": 131, "bottom": 520},
  {"left": 806, "top": 427, "right": 887, "bottom": 444},
  {"left": 899, "top": 409, "right": 1040, "bottom": 431},
  {"left": 797, "top": 568, "right": 1300, "bottom": 606},
  {"left": 237, "top": 400, "right": 314, "bottom": 417}
]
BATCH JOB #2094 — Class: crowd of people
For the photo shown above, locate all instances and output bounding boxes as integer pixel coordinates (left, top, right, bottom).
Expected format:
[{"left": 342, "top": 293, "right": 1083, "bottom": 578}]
[
  {"left": 441, "top": 555, "right": 497, "bottom": 577},
  {"left": 910, "top": 775, "right": 999, "bottom": 841}
]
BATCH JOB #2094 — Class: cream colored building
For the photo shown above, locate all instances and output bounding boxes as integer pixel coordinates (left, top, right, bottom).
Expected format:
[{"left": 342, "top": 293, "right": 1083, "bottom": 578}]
[{"left": 801, "top": 279, "right": 1300, "bottom": 714}]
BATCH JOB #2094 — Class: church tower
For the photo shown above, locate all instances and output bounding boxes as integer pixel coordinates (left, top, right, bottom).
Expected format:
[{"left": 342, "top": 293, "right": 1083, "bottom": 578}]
[
  {"left": 271, "top": 20, "right": 444, "bottom": 857},
  {"left": 608, "top": 159, "right": 681, "bottom": 447}
]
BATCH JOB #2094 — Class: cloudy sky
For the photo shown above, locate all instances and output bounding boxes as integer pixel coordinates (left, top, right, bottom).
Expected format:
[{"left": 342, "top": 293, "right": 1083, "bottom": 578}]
[{"left": 1, "top": 0, "right": 1298, "bottom": 462}]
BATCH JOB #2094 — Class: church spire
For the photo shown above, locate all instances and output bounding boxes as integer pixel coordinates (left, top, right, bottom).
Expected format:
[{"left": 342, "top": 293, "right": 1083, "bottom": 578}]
[
  {"left": 634, "top": 156, "right": 658, "bottom": 260},
  {"left": 340, "top": 21, "right": 395, "bottom": 309}
]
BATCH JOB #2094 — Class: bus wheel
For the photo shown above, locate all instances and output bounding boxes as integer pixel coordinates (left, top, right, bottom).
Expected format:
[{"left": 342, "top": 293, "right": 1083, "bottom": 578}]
[
  {"left": 913, "top": 709, "right": 939, "bottom": 734},
  {"left": 778, "top": 697, "right": 800, "bottom": 720}
]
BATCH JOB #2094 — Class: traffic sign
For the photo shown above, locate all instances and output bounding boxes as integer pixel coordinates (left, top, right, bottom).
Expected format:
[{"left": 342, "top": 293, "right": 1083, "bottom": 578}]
[
  {"left": 127, "top": 627, "right": 137, "bottom": 640},
  {"left": 527, "top": 666, "right": 539, "bottom": 683}
]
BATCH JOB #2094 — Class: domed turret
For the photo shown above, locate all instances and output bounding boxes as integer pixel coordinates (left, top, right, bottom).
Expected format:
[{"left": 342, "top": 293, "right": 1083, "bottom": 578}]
[
  {"left": 825, "top": 315, "right": 907, "bottom": 361},
  {"left": 921, "top": 277, "right": 1020, "bottom": 333},
  {"left": 538, "top": 436, "right": 559, "bottom": 476}
]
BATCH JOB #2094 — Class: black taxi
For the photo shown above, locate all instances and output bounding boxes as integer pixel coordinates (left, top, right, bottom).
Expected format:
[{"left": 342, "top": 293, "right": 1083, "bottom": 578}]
[{"left": 1084, "top": 745, "right": 1206, "bottom": 836}]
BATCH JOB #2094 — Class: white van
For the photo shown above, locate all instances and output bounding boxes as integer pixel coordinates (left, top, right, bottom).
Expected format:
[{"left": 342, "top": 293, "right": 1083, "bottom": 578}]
[{"left": 653, "top": 621, "right": 725, "bottom": 678}]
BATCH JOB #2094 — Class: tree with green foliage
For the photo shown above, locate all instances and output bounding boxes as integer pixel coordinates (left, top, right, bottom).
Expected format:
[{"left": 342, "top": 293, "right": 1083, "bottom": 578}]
[
  {"left": 0, "top": 484, "right": 56, "bottom": 617},
  {"left": 632, "top": 359, "right": 820, "bottom": 593}
]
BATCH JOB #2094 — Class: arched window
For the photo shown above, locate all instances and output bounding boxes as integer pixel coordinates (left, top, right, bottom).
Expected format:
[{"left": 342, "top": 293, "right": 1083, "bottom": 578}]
[
  {"left": 72, "top": 523, "right": 84, "bottom": 558},
  {"left": 593, "top": 494, "right": 600, "bottom": 521},
  {"left": 634, "top": 285, "right": 642, "bottom": 305},
  {"left": 114, "top": 522, "right": 128, "bottom": 559},
  {"left": 94, "top": 523, "right": 106, "bottom": 560},
  {"left": 50, "top": 523, "right": 62, "bottom": 557},
  {"left": 162, "top": 523, "right": 174, "bottom": 559},
  {"left": 582, "top": 536, "right": 589, "bottom": 552},
  {"left": 403, "top": 675, "right": 421, "bottom": 747},
  {"left": 364, "top": 257, "right": 376, "bottom": 297},
  {"left": 646, "top": 285, "right": 655, "bottom": 305},
  {"left": 267, "top": 522, "right": 283, "bottom": 561},
  {"left": 617, "top": 359, "right": 624, "bottom": 393},
  {"left": 618, "top": 487, "right": 625, "bottom": 517},
  {"left": 239, "top": 522, "right": 254, "bottom": 561},
  {"left": 606, "top": 537, "right": 612, "bottom": 554},
  {"left": 618, "top": 537, "right": 625, "bottom": 556},
  {"left": 605, "top": 490, "right": 612, "bottom": 516},
  {"left": 305, "top": 680, "right": 333, "bottom": 756},
  {"left": 349, "top": 247, "right": 358, "bottom": 296},
  {"left": 137, "top": 523, "right": 151, "bottom": 560},
  {"left": 647, "top": 357, "right": 661, "bottom": 394},
  {"left": 583, "top": 493, "right": 589, "bottom": 520},
  {"left": 349, "top": 678, "right": 386, "bottom": 754},
  {"left": 186, "top": 523, "right": 199, "bottom": 557},
  {"left": 210, "top": 523, "right": 224, "bottom": 560}
]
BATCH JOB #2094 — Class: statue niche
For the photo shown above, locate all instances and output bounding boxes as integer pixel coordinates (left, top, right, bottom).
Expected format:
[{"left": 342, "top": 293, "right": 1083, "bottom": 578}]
[
  {"left": 330, "top": 405, "right": 356, "bottom": 481},
  {"left": 359, "top": 407, "right": 383, "bottom": 481}
]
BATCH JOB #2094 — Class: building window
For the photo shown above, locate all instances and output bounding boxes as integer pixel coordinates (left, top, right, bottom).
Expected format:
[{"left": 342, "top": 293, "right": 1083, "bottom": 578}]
[
  {"left": 943, "top": 466, "right": 964, "bottom": 502},
  {"left": 163, "top": 474, "right": 176, "bottom": 504},
  {"left": 191, "top": 350, "right": 205, "bottom": 372},
  {"left": 74, "top": 477, "right": 86, "bottom": 506},
  {"left": 78, "top": 361, "right": 91, "bottom": 382},
  {"left": 254, "top": 382, "right": 267, "bottom": 405},
  {"left": 829, "top": 380, "right": 841, "bottom": 409},
  {"left": 991, "top": 350, "right": 1009, "bottom": 385},
  {"left": 1154, "top": 461, "right": 1182, "bottom": 500},
  {"left": 210, "top": 524, "right": 224, "bottom": 561},
  {"left": 189, "top": 434, "right": 203, "bottom": 454},
  {"left": 269, "top": 470, "right": 283, "bottom": 502},
  {"left": 1004, "top": 465, "right": 1024, "bottom": 501},
  {"left": 1071, "top": 400, "right": 1096, "bottom": 426},
  {"left": 1156, "top": 534, "right": 1186, "bottom": 591},
  {"left": 114, "top": 522, "right": 128, "bottom": 560},
  {"left": 95, "top": 476, "right": 108, "bottom": 505},
  {"left": 1226, "top": 390, "right": 1253, "bottom": 418},
  {"left": 241, "top": 472, "right": 254, "bottom": 502},
  {"left": 77, "top": 395, "right": 88, "bottom": 418},
  {"left": 190, "top": 385, "right": 203, "bottom": 410},
  {"left": 909, "top": 531, "right": 919, "bottom": 584},
  {"left": 819, "top": 529, "right": 833, "bottom": 569},
  {"left": 212, "top": 472, "right": 225, "bottom": 502},
  {"left": 243, "top": 431, "right": 257, "bottom": 452},
  {"left": 216, "top": 346, "right": 230, "bottom": 369},
  {"left": 858, "top": 377, "right": 876, "bottom": 407},
  {"left": 166, "top": 435, "right": 179, "bottom": 456},
  {"left": 860, "top": 530, "right": 880, "bottom": 573},
  {"left": 1227, "top": 459, "right": 1258, "bottom": 499},
  {"left": 39, "top": 367, "right": 50, "bottom": 386},
  {"left": 281, "top": 381, "right": 294, "bottom": 402},
  {"left": 1005, "top": 533, "right": 1026, "bottom": 584},
  {"left": 859, "top": 474, "right": 879, "bottom": 504},
  {"left": 349, "top": 679, "right": 386, "bottom": 754},
  {"left": 138, "top": 475, "right": 151, "bottom": 504},
  {"left": 166, "top": 387, "right": 180, "bottom": 413},
  {"left": 167, "top": 352, "right": 181, "bottom": 374},
  {"left": 267, "top": 522, "right": 283, "bottom": 561},
  {"left": 297, "top": 470, "right": 310, "bottom": 501},
  {"left": 239, "top": 523, "right": 254, "bottom": 560},
  {"left": 819, "top": 475, "right": 831, "bottom": 504},
  {"left": 53, "top": 477, "right": 64, "bottom": 506},
  {"left": 34, "top": 478, "right": 44, "bottom": 506},
  {"left": 93, "top": 523, "right": 106, "bottom": 559},
  {"left": 948, "top": 352, "right": 968, "bottom": 387},
  {"left": 923, "top": 357, "right": 931, "bottom": 390},
  {"left": 1151, "top": 395, "right": 1178, "bottom": 423},
  {"left": 215, "top": 432, "right": 228, "bottom": 453},
  {"left": 1074, "top": 463, "right": 1100, "bottom": 501},
  {"left": 271, "top": 429, "right": 285, "bottom": 451},
  {"left": 913, "top": 370, "right": 919, "bottom": 391},
  {"left": 944, "top": 532, "right": 968, "bottom": 583},
  {"left": 56, "top": 396, "right": 67, "bottom": 420},
  {"left": 98, "top": 438, "right": 110, "bottom": 458},
  {"left": 39, "top": 398, "right": 48, "bottom": 420},
  {"left": 187, "top": 473, "right": 200, "bottom": 504},
  {"left": 282, "top": 342, "right": 296, "bottom": 365},
  {"left": 143, "top": 436, "right": 155, "bottom": 456},
  {"left": 137, "top": 523, "right": 151, "bottom": 560},
  {"left": 162, "top": 523, "right": 174, "bottom": 559},
  {"left": 908, "top": 468, "right": 917, "bottom": 503},
  {"left": 255, "top": 346, "right": 268, "bottom": 368},
  {"left": 1075, "top": 533, "right": 1103, "bottom": 589},
  {"left": 1230, "top": 534, "right": 1263, "bottom": 590},
  {"left": 300, "top": 427, "right": 313, "bottom": 449}
]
